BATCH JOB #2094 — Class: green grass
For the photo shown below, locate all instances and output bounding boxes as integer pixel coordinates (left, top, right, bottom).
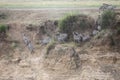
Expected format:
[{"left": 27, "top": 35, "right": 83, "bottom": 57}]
[
  {"left": 0, "top": 1, "right": 120, "bottom": 8},
  {"left": 0, "top": 24, "right": 7, "bottom": 33},
  {"left": 100, "top": 10, "right": 116, "bottom": 28}
]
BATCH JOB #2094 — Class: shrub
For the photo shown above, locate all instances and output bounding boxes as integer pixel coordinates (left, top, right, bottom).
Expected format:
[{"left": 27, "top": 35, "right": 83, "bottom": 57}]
[
  {"left": 116, "top": 27, "right": 120, "bottom": 35},
  {"left": 0, "top": 24, "right": 8, "bottom": 41},
  {"left": 109, "top": 35, "right": 115, "bottom": 46},
  {"left": 58, "top": 14, "right": 78, "bottom": 35},
  {"left": 58, "top": 14, "right": 94, "bottom": 39},
  {"left": 100, "top": 10, "right": 116, "bottom": 28},
  {"left": 0, "top": 13, "right": 6, "bottom": 19},
  {"left": 0, "top": 24, "right": 7, "bottom": 33}
]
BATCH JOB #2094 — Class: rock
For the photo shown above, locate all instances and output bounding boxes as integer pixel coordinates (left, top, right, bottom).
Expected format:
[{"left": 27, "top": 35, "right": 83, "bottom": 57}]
[
  {"left": 11, "top": 58, "right": 21, "bottom": 64},
  {"left": 19, "top": 60, "right": 30, "bottom": 68}
]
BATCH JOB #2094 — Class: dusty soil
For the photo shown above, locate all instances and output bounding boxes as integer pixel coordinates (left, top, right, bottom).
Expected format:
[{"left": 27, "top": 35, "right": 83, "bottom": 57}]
[{"left": 0, "top": 8, "right": 120, "bottom": 80}]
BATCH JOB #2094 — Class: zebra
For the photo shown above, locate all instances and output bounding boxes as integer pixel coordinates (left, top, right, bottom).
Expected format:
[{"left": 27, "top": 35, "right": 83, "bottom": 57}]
[
  {"left": 92, "top": 30, "right": 99, "bottom": 36},
  {"left": 22, "top": 33, "right": 30, "bottom": 46},
  {"left": 73, "top": 32, "right": 83, "bottom": 43},
  {"left": 22, "top": 33, "right": 34, "bottom": 53},
  {"left": 55, "top": 33, "right": 68, "bottom": 43},
  {"left": 28, "top": 42, "right": 34, "bottom": 53},
  {"left": 97, "top": 25, "right": 101, "bottom": 31},
  {"left": 40, "top": 37, "right": 51, "bottom": 45},
  {"left": 82, "top": 35, "right": 90, "bottom": 42}
]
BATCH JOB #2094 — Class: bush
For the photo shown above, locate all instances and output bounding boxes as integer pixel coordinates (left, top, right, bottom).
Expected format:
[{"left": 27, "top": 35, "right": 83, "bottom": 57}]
[
  {"left": 100, "top": 10, "right": 116, "bottom": 28},
  {"left": 0, "top": 24, "right": 7, "bottom": 33},
  {"left": 58, "top": 14, "right": 78, "bottom": 35},
  {"left": 116, "top": 27, "right": 120, "bottom": 35},
  {"left": 58, "top": 14, "right": 94, "bottom": 39},
  {"left": 0, "top": 13, "right": 6, "bottom": 19}
]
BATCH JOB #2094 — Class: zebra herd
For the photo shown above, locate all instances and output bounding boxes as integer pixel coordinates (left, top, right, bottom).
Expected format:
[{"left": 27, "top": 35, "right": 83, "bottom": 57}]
[
  {"left": 39, "top": 24, "right": 101, "bottom": 45},
  {"left": 23, "top": 26, "right": 101, "bottom": 53},
  {"left": 22, "top": 22, "right": 102, "bottom": 53},
  {"left": 73, "top": 25, "right": 101, "bottom": 43},
  {"left": 22, "top": 3, "right": 115, "bottom": 53}
]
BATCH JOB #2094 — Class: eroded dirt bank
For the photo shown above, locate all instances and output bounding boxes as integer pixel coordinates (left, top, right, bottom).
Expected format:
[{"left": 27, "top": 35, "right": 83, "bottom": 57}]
[{"left": 0, "top": 9, "right": 120, "bottom": 80}]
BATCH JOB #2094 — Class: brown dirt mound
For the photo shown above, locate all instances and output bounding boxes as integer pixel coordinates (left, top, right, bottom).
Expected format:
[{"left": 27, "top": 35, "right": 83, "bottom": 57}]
[{"left": 43, "top": 45, "right": 81, "bottom": 72}]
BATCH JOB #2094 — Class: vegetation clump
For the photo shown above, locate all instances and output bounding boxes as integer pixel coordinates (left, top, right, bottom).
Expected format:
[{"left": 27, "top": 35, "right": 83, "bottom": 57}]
[
  {"left": 100, "top": 10, "right": 116, "bottom": 28},
  {"left": 0, "top": 24, "right": 8, "bottom": 41},
  {"left": 59, "top": 14, "right": 77, "bottom": 34},
  {"left": 58, "top": 14, "right": 94, "bottom": 39},
  {"left": 117, "top": 27, "right": 120, "bottom": 35},
  {"left": 0, "top": 24, "right": 8, "bottom": 33}
]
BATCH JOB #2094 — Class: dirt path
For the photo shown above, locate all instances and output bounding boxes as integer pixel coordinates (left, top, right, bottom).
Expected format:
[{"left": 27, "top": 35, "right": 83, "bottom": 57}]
[
  {"left": 1, "top": 8, "right": 120, "bottom": 24},
  {"left": 0, "top": 8, "right": 100, "bottom": 24},
  {"left": 0, "top": 7, "right": 120, "bottom": 11}
]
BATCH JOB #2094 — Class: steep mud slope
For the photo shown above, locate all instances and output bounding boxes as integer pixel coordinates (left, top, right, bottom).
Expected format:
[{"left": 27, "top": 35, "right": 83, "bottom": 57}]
[
  {"left": 0, "top": 9, "right": 120, "bottom": 80},
  {"left": 0, "top": 23, "right": 120, "bottom": 80}
]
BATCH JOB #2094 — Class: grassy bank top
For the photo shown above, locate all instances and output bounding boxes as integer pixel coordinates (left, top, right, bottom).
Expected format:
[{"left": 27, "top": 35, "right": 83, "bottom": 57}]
[{"left": 0, "top": 1, "right": 120, "bottom": 8}]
